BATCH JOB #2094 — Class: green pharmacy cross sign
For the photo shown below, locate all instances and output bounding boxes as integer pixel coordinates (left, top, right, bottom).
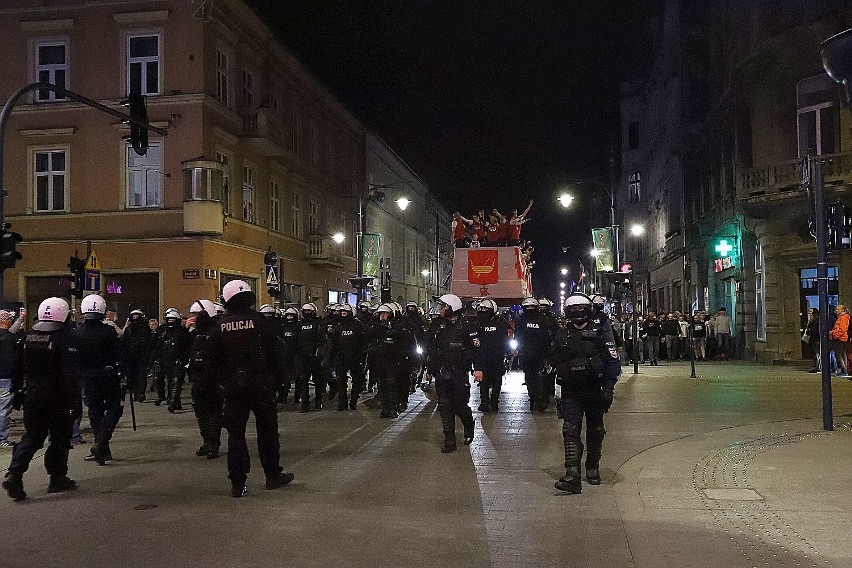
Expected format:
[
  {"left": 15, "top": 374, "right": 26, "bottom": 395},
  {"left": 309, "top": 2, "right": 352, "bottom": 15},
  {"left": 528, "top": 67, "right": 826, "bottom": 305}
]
[{"left": 715, "top": 239, "right": 733, "bottom": 257}]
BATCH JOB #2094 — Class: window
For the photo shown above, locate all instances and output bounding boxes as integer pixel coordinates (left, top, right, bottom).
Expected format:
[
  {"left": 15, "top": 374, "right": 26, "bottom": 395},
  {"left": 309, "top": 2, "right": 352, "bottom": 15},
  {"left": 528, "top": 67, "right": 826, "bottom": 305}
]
[
  {"left": 127, "top": 34, "right": 160, "bottom": 95},
  {"left": 309, "top": 200, "right": 317, "bottom": 232},
  {"left": 755, "top": 242, "right": 766, "bottom": 341},
  {"left": 308, "top": 121, "right": 318, "bottom": 163},
  {"left": 288, "top": 110, "right": 299, "bottom": 154},
  {"left": 216, "top": 151, "right": 232, "bottom": 215},
  {"left": 270, "top": 179, "right": 281, "bottom": 231},
  {"left": 629, "top": 171, "right": 641, "bottom": 203},
  {"left": 282, "top": 283, "right": 302, "bottom": 304},
  {"left": 797, "top": 74, "right": 839, "bottom": 158},
  {"left": 127, "top": 142, "right": 161, "bottom": 208},
  {"left": 242, "top": 163, "right": 255, "bottom": 223},
  {"left": 216, "top": 48, "right": 230, "bottom": 107},
  {"left": 241, "top": 70, "right": 257, "bottom": 108},
  {"left": 34, "top": 40, "right": 68, "bottom": 101},
  {"left": 291, "top": 191, "right": 303, "bottom": 239},
  {"left": 627, "top": 121, "right": 640, "bottom": 150},
  {"left": 34, "top": 149, "right": 67, "bottom": 212}
]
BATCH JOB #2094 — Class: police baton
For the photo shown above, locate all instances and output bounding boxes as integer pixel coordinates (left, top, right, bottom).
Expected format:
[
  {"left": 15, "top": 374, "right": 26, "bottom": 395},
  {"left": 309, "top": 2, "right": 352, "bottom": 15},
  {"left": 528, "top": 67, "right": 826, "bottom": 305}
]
[{"left": 118, "top": 369, "right": 137, "bottom": 432}]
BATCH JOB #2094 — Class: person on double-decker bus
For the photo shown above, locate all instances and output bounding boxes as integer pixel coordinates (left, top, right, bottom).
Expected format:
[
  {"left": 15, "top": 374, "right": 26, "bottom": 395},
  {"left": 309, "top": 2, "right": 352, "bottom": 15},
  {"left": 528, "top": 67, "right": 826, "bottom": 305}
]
[
  {"left": 508, "top": 199, "right": 533, "bottom": 247},
  {"left": 497, "top": 211, "right": 510, "bottom": 246},
  {"left": 484, "top": 213, "right": 502, "bottom": 246},
  {"left": 452, "top": 212, "right": 473, "bottom": 248},
  {"left": 471, "top": 214, "right": 486, "bottom": 245}
]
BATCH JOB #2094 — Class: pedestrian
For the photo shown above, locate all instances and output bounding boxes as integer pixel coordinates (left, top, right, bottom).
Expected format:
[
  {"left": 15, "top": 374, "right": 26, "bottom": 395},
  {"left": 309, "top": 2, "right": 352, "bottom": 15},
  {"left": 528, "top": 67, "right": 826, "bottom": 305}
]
[
  {"left": 426, "top": 294, "right": 482, "bottom": 453},
  {"left": 3, "top": 298, "right": 81, "bottom": 500},
  {"left": 677, "top": 315, "right": 690, "bottom": 359},
  {"left": 713, "top": 307, "right": 733, "bottom": 359},
  {"left": 662, "top": 313, "right": 679, "bottom": 361},
  {"left": 187, "top": 299, "right": 222, "bottom": 459},
  {"left": 204, "top": 280, "right": 293, "bottom": 498},
  {"left": 693, "top": 314, "right": 707, "bottom": 361},
  {"left": 829, "top": 305, "right": 849, "bottom": 377},
  {"left": 73, "top": 294, "right": 123, "bottom": 466},
  {"left": 475, "top": 299, "right": 509, "bottom": 412},
  {"left": 549, "top": 293, "right": 620, "bottom": 493},
  {"left": 0, "top": 310, "right": 23, "bottom": 447},
  {"left": 805, "top": 308, "right": 820, "bottom": 373},
  {"left": 641, "top": 312, "right": 661, "bottom": 365}
]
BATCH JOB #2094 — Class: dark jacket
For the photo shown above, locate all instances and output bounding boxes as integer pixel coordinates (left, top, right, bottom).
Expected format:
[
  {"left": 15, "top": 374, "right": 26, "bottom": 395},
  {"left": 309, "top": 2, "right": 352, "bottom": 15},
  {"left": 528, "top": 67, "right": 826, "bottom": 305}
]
[
  {"left": 22, "top": 325, "right": 81, "bottom": 414},
  {"left": 549, "top": 322, "right": 621, "bottom": 390}
]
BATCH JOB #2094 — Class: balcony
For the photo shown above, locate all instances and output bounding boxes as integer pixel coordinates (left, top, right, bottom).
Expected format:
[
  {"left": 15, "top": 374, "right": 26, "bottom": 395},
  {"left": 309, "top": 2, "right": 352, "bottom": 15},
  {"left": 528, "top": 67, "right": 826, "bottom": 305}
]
[
  {"left": 241, "top": 108, "right": 285, "bottom": 157},
  {"left": 306, "top": 234, "right": 343, "bottom": 268},
  {"left": 737, "top": 151, "right": 852, "bottom": 218}
]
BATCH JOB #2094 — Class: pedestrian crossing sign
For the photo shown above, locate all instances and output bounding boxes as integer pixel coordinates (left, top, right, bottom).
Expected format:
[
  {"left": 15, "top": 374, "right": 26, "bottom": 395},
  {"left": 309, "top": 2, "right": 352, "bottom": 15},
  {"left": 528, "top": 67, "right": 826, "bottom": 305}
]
[{"left": 265, "top": 264, "right": 280, "bottom": 289}]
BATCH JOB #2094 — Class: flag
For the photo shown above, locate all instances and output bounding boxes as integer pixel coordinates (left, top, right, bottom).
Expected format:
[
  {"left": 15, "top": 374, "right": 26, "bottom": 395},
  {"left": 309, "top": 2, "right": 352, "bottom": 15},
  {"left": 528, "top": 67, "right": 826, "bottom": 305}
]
[
  {"left": 362, "top": 234, "right": 381, "bottom": 277},
  {"left": 467, "top": 249, "right": 499, "bottom": 285},
  {"left": 591, "top": 227, "right": 615, "bottom": 272}
]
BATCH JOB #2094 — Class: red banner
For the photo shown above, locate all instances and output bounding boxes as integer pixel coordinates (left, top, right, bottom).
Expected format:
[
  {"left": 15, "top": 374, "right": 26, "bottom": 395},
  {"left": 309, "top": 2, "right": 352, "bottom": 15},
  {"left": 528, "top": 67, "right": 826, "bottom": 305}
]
[{"left": 467, "top": 249, "right": 499, "bottom": 285}]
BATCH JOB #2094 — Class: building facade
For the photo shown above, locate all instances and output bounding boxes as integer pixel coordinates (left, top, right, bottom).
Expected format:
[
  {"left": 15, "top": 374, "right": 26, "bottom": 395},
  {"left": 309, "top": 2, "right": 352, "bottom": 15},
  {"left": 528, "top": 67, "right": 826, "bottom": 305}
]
[
  {"left": 0, "top": 0, "right": 447, "bottom": 319},
  {"left": 619, "top": 0, "right": 852, "bottom": 363}
]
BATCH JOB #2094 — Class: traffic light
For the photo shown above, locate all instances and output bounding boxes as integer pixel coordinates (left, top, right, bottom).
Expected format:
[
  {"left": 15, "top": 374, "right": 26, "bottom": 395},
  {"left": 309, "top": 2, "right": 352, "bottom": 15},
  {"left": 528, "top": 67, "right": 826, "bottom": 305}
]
[
  {"left": 828, "top": 201, "right": 852, "bottom": 249},
  {"left": 122, "top": 93, "right": 149, "bottom": 156},
  {"left": 67, "top": 254, "right": 85, "bottom": 298},
  {"left": 0, "top": 224, "right": 22, "bottom": 270}
]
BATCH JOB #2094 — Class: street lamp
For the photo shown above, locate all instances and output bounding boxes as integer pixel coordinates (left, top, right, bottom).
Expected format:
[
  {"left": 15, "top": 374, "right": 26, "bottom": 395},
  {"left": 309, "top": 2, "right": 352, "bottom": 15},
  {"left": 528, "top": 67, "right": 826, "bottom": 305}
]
[
  {"left": 562, "top": 180, "right": 620, "bottom": 269},
  {"left": 557, "top": 193, "right": 575, "bottom": 208},
  {"left": 559, "top": 282, "right": 566, "bottom": 289},
  {"left": 560, "top": 267, "right": 569, "bottom": 276},
  {"left": 629, "top": 223, "right": 645, "bottom": 375},
  {"left": 396, "top": 197, "right": 411, "bottom": 211},
  {"left": 332, "top": 232, "right": 346, "bottom": 244},
  {"left": 421, "top": 268, "right": 430, "bottom": 278}
]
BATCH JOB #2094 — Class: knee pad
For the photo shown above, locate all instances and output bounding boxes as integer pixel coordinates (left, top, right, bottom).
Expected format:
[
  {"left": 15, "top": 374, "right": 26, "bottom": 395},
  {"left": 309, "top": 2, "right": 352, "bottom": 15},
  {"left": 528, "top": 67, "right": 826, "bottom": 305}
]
[
  {"left": 587, "top": 424, "right": 606, "bottom": 444},
  {"left": 562, "top": 422, "right": 581, "bottom": 441}
]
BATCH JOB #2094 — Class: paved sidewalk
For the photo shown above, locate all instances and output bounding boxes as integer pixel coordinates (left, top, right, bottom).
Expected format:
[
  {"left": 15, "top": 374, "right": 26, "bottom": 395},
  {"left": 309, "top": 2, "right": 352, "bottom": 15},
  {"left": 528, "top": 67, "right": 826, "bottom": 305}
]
[{"left": 0, "top": 361, "right": 850, "bottom": 567}]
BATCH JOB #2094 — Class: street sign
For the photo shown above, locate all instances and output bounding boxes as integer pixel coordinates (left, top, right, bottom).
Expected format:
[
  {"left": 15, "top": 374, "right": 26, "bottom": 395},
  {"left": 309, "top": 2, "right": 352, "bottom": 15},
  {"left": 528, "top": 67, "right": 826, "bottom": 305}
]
[
  {"left": 265, "top": 264, "right": 280, "bottom": 289},
  {"left": 85, "top": 269, "right": 101, "bottom": 291},
  {"left": 85, "top": 250, "right": 100, "bottom": 270}
]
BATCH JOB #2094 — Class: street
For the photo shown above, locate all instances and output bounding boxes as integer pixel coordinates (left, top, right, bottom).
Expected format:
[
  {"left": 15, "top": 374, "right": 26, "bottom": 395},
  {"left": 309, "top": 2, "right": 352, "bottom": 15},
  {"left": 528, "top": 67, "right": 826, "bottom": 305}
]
[{"left": 1, "top": 362, "right": 851, "bottom": 568}]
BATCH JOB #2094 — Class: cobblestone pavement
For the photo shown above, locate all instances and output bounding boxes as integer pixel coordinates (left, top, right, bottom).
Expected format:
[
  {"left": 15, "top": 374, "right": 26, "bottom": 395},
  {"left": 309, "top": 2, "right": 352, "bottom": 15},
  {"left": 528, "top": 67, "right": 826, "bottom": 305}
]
[{"left": 0, "top": 361, "right": 850, "bottom": 568}]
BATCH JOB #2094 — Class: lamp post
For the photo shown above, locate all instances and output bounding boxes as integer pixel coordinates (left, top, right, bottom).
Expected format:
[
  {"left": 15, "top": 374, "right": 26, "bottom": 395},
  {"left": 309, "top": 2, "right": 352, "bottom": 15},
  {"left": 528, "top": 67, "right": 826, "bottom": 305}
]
[
  {"left": 558, "top": 181, "right": 620, "bottom": 269},
  {"left": 630, "top": 223, "right": 645, "bottom": 375}
]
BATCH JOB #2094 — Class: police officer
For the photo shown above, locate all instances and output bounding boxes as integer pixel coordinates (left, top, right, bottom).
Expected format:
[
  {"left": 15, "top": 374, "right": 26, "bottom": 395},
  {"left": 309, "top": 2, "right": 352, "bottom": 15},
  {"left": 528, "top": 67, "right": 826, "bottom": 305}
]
[
  {"left": 398, "top": 301, "right": 425, "bottom": 410},
  {"left": 152, "top": 307, "right": 191, "bottom": 411},
  {"left": 328, "top": 304, "right": 366, "bottom": 410},
  {"left": 475, "top": 299, "right": 509, "bottom": 412},
  {"left": 74, "top": 294, "right": 123, "bottom": 466},
  {"left": 187, "top": 299, "right": 222, "bottom": 459},
  {"left": 514, "top": 296, "right": 554, "bottom": 412},
  {"left": 296, "top": 303, "right": 328, "bottom": 412},
  {"left": 204, "top": 280, "right": 293, "bottom": 498},
  {"left": 549, "top": 293, "right": 620, "bottom": 493},
  {"left": 278, "top": 307, "right": 300, "bottom": 404},
  {"left": 3, "top": 298, "right": 80, "bottom": 500},
  {"left": 121, "top": 309, "right": 153, "bottom": 402},
  {"left": 426, "top": 294, "right": 482, "bottom": 453}
]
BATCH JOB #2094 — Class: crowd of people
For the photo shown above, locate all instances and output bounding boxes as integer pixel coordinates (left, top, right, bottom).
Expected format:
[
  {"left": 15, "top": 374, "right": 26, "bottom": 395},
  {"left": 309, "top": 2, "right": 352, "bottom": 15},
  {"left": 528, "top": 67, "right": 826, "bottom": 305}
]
[
  {"left": 803, "top": 304, "right": 852, "bottom": 378},
  {"left": 1, "top": 283, "right": 624, "bottom": 500},
  {"left": 452, "top": 199, "right": 534, "bottom": 248},
  {"left": 609, "top": 307, "right": 735, "bottom": 365}
]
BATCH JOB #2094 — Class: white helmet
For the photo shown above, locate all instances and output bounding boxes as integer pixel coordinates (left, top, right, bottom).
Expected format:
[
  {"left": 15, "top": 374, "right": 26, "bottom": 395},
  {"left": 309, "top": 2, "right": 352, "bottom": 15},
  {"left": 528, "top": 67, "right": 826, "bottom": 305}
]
[
  {"left": 213, "top": 302, "right": 225, "bottom": 316},
  {"left": 189, "top": 299, "right": 216, "bottom": 317},
  {"left": 129, "top": 308, "right": 145, "bottom": 318},
  {"left": 36, "top": 297, "right": 70, "bottom": 331},
  {"left": 222, "top": 279, "right": 255, "bottom": 306},
  {"left": 376, "top": 303, "right": 394, "bottom": 314},
  {"left": 164, "top": 307, "right": 181, "bottom": 320},
  {"left": 283, "top": 307, "right": 299, "bottom": 319},
  {"left": 521, "top": 297, "right": 539, "bottom": 309},
  {"left": 563, "top": 293, "right": 594, "bottom": 326},
  {"left": 477, "top": 298, "right": 498, "bottom": 313},
  {"left": 538, "top": 297, "right": 553, "bottom": 307},
  {"left": 591, "top": 294, "right": 606, "bottom": 310},
  {"left": 259, "top": 303, "right": 276, "bottom": 315},
  {"left": 301, "top": 302, "right": 317, "bottom": 315},
  {"left": 80, "top": 294, "right": 107, "bottom": 320},
  {"left": 339, "top": 304, "right": 354, "bottom": 315},
  {"left": 437, "top": 293, "right": 463, "bottom": 313}
]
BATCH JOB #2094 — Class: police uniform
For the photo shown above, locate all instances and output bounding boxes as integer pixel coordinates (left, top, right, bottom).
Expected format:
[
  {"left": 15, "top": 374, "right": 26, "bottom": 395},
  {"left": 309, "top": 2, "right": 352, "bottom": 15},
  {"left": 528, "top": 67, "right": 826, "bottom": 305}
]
[
  {"left": 278, "top": 311, "right": 300, "bottom": 404},
  {"left": 367, "top": 312, "right": 412, "bottom": 418},
  {"left": 189, "top": 311, "right": 222, "bottom": 458},
  {"left": 152, "top": 318, "right": 191, "bottom": 410},
  {"left": 328, "top": 313, "right": 366, "bottom": 410},
  {"left": 204, "top": 303, "right": 290, "bottom": 494},
  {"left": 549, "top": 309, "right": 620, "bottom": 493},
  {"left": 429, "top": 314, "right": 480, "bottom": 451},
  {"left": 296, "top": 310, "right": 328, "bottom": 411},
  {"left": 4, "top": 301, "right": 80, "bottom": 499},
  {"left": 476, "top": 311, "right": 510, "bottom": 411},
  {"left": 514, "top": 307, "right": 554, "bottom": 411},
  {"left": 120, "top": 313, "right": 153, "bottom": 402}
]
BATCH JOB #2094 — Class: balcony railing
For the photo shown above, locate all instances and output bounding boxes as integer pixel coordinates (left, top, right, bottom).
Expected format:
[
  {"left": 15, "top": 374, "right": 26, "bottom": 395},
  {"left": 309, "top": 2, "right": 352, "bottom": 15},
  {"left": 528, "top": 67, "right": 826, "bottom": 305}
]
[
  {"left": 737, "top": 151, "right": 852, "bottom": 199},
  {"left": 306, "top": 234, "right": 343, "bottom": 267},
  {"left": 241, "top": 108, "right": 285, "bottom": 156}
]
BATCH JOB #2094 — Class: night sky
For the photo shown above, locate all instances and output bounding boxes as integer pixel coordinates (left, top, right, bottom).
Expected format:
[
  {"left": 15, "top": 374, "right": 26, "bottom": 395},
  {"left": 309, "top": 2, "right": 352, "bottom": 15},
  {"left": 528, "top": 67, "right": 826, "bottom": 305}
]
[{"left": 248, "top": 1, "right": 654, "bottom": 299}]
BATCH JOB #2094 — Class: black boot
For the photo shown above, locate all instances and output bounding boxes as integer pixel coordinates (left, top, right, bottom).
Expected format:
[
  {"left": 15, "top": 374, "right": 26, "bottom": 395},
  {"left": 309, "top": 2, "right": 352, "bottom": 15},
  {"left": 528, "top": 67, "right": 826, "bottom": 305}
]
[
  {"left": 47, "top": 475, "right": 78, "bottom": 493},
  {"left": 585, "top": 426, "right": 605, "bottom": 485},
  {"left": 477, "top": 393, "right": 489, "bottom": 412},
  {"left": 490, "top": 391, "right": 500, "bottom": 412},
  {"left": 349, "top": 395, "right": 358, "bottom": 410},
  {"left": 555, "top": 441, "right": 583, "bottom": 493},
  {"left": 196, "top": 444, "right": 211, "bottom": 457},
  {"left": 440, "top": 406, "right": 456, "bottom": 453},
  {"left": 2, "top": 473, "right": 26, "bottom": 501},
  {"left": 265, "top": 471, "right": 295, "bottom": 490},
  {"left": 462, "top": 412, "right": 475, "bottom": 445},
  {"left": 337, "top": 385, "right": 348, "bottom": 411},
  {"left": 231, "top": 483, "right": 246, "bottom": 498}
]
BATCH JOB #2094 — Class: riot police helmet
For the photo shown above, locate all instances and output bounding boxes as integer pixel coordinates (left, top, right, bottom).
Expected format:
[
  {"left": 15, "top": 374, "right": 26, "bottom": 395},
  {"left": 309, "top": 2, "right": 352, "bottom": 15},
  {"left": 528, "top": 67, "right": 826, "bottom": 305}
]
[
  {"left": 189, "top": 299, "right": 217, "bottom": 317},
  {"left": 521, "top": 297, "right": 539, "bottom": 312},
  {"left": 221, "top": 279, "right": 256, "bottom": 309},
  {"left": 283, "top": 307, "right": 299, "bottom": 321},
  {"left": 563, "top": 293, "right": 594, "bottom": 327},
  {"left": 436, "top": 293, "right": 463, "bottom": 316},
  {"left": 301, "top": 303, "right": 317, "bottom": 318},
  {"left": 129, "top": 308, "right": 146, "bottom": 322},
  {"left": 164, "top": 307, "right": 181, "bottom": 325},
  {"left": 35, "top": 297, "right": 70, "bottom": 331},
  {"left": 213, "top": 302, "right": 226, "bottom": 316},
  {"left": 80, "top": 294, "right": 107, "bottom": 320},
  {"left": 538, "top": 297, "right": 553, "bottom": 313},
  {"left": 259, "top": 303, "right": 277, "bottom": 316},
  {"left": 477, "top": 298, "right": 498, "bottom": 315},
  {"left": 591, "top": 294, "right": 606, "bottom": 312},
  {"left": 339, "top": 304, "right": 354, "bottom": 316}
]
